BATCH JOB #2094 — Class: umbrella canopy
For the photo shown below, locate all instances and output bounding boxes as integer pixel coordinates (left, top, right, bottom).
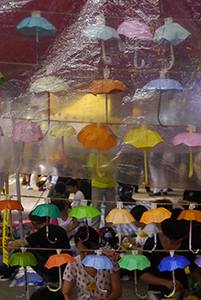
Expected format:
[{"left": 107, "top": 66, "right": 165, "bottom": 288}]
[
  {"left": 140, "top": 207, "right": 172, "bottom": 224},
  {"left": 194, "top": 256, "right": 201, "bottom": 267},
  {"left": 83, "top": 24, "right": 120, "bottom": 42},
  {"left": 88, "top": 79, "right": 127, "bottom": 95},
  {"left": 68, "top": 205, "right": 101, "bottom": 219},
  {"left": 173, "top": 131, "right": 201, "bottom": 178},
  {"left": 31, "top": 203, "right": 61, "bottom": 218},
  {"left": 123, "top": 127, "right": 164, "bottom": 184},
  {"left": 81, "top": 254, "right": 113, "bottom": 270},
  {"left": 77, "top": 123, "right": 117, "bottom": 151},
  {"left": 12, "top": 121, "right": 43, "bottom": 143},
  {"left": 30, "top": 76, "right": 69, "bottom": 93},
  {"left": 105, "top": 208, "right": 135, "bottom": 224},
  {"left": 154, "top": 22, "right": 191, "bottom": 46},
  {"left": 16, "top": 11, "right": 57, "bottom": 64},
  {"left": 45, "top": 253, "right": 76, "bottom": 269},
  {"left": 118, "top": 253, "right": 150, "bottom": 271},
  {"left": 9, "top": 252, "right": 37, "bottom": 267},
  {"left": 117, "top": 20, "right": 153, "bottom": 69},
  {"left": 0, "top": 200, "right": 24, "bottom": 211},
  {"left": 50, "top": 125, "right": 77, "bottom": 137},
  {"left": 142, "top": 78, "right": 183, "bottom": 92},
  {"left": 158, "top": 254, "right": 190, "bottom": 272}
]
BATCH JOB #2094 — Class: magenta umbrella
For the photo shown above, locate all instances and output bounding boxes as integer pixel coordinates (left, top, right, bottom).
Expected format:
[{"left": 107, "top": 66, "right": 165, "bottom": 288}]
[
  {"left": 172, "top": 131, "right": 201, "bottom": 178},
  {"left": 12, "top": 121, "right": 43, "bottom": 142},
  {"left": 117, "top": 20, "right": 153, "bottom": 69}
]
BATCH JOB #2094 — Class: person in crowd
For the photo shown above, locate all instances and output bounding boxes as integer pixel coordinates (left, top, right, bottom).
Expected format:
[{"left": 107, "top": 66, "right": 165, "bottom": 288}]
[
  {"left": 62, "top": 226, "right": 122, "bottom": 300},
  {"left": 50, "top": 198, "right": 78, "bottom": 240},
  {"left": 139, "top": 208, "right": 201, "bottom": 300},
  {"left": 30, "top": 286, "right": 65, "bottom": 300},
  {"left": 67, "top": 179, "right": 85, "bottom": 207},
  {"left": 122, "top": 205, "right": 157, "bottom": 251},
  {"left": 8, "top": 211, "right": 71, "bottom": 282},
  {"left": 48, "top": 178, "right": 70, "bottom": 199}
]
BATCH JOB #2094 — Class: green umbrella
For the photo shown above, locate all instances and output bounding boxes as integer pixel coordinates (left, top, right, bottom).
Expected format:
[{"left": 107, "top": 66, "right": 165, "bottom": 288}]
[
  {"left": 9, "top": 252, "right": 37, "bottom": 299},
  {"left": 32, "top": 203, "right": 61, "bottom": 218},
  {"left": 118, "top": 251, "right": 150, "bottom": 299},
  {"left": 68, "top": 205, "right": 101, "bottom": 219}
]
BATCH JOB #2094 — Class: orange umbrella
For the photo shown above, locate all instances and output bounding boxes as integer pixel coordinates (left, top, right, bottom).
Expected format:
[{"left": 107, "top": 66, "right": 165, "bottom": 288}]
[
  {"left": 87, "top": 79, "right": 127, "bottom": 126},
  {"left": 45, "top": 250, "right": 76, "bottom": 291},
  {"left": 140, "top": 204, "right": 172, "bottom": 250},
  {"left": 77, "top": 123, "right": 117, "bottom": 177},
  {"left": 0, "top": 200, "right": 24, "bottom": 211},
  {"left": 177, "top": 204, "right": 201, "bottom": 253},
  {"left": 105, "top": 202, "right": 135, "bottom": 248}
]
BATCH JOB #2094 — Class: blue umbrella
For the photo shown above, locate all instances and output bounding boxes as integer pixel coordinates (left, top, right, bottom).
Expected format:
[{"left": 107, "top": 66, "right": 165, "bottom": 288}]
[
  {"left": 81, "top": 254, "right": 113, "bottom": 270},
  {"left": 16, "top": 11, "right": 57, "bottom": 64},
  {"left": 142, "top": 78, "right": 183, "bottom": 127}
]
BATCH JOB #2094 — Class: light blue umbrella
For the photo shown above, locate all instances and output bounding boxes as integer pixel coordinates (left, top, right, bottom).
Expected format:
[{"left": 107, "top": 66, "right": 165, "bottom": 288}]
[
  {"left": 81, "top": 254, "right": 113, "bottom": 270},
  {"left": 142, "top": 78, "right": 183, "bottom": 127},
  {"left": 16, "top": 11, "right": 57, "bottom": 64}
]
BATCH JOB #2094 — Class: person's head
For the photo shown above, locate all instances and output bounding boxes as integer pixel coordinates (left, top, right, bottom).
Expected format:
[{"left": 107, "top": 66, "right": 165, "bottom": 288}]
[
  {"left": 161, "top": 208, "right": 188, "bottom": 245},
  {"left": 30, "top": 286, "right": 64, "bottom": 300},
  {"left": 74, "top": 225, "right": 99, "bottom": 259},
  {"left": 28, "top": 210, "right": 47, "bottom": 230},
  {"left": 67, "top": 179, "right": 79, "bottom": 194},
  {"left": 54, "top": 181, "right": 67, "bottom": 195},
  {"left": 130, "top": 205, "right": 148, "bottom": 228},
  {"left": 51, "top": 197, "right": 70, "bottom": 212},
  {"left": 98, "top": 226, "right": 118, "bottom": 249},
  {"left": 154, "top": 199, "right": 172, "bottom": 210}
]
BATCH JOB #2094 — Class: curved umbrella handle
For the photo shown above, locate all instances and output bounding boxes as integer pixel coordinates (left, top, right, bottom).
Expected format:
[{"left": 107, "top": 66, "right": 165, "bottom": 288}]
[
  {"left": 134, "top": 40, "right": 145, "bottom": 69},
  {"left": 189, "top": 220, "right": 199, "bottom": 254},
  {"left": 164, "top": 270, "right": 176, "bottom": 298},
  {"left": 142, "top": 150, "right": 148, "bottom": 185},
  {"left": 16, "top": 267, "right": 28, "bottom": 298},
  {"left": 157, "top": 91, "right": 168, "bottom": 128},
  {"left": 160, "top": 44, "right": 175, "bottom": 78},
  {"left": 134, "top": 270, "right": 147, "bottom": 298},
  {"left": 188, "top": 147, "right": 193, "bottom": 178},
  {"left": 46, "top": 224, "right": 58, "bottom": 244},
  {"left": 47, "top": 266, "right": 62, "bottom": 292},
  {"left": 101, "top": 40, "right": 111, "bottom": 64}
]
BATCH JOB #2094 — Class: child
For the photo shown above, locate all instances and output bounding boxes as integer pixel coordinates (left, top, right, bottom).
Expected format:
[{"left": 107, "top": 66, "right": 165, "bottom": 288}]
[
  {"left": 50, "top": 198, "right": 78, "bottom": 240},
  {"left": 62, "top": 226, "right": 122, "bottom": 300},
  {"left": 67, "top": 179, "right": 85, "bottom": 207}
]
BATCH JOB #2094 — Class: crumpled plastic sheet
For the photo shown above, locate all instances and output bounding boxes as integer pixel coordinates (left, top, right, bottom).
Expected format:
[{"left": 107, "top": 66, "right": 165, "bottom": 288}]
[{"left": 0, "top": 0, "right": 201, "bottom": 189}]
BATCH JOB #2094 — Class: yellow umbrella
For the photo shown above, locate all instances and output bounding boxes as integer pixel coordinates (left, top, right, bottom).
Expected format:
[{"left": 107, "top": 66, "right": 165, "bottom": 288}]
[
  {"left": 123, "top": 127, "right": 164, "bottom": 185},
  {"left": 105, "top": 202, "right": 135, "bottom": 248},
  {"left": 50, "top": 125, "right": 77, "bottom": 161}
]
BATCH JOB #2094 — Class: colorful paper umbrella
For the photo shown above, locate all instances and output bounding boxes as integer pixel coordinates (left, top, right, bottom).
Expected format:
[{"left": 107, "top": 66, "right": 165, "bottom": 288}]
[
  {"left": 77, "top": 123, "right": 117, "bottom": 177},
  {"left": 50, "top": 125, "right": 77, "bottom": 161},
  {"left": 9, "top": 251, "right": 37, "bottom": 299},
  {"left": 45, "top": 250, "right": 76, "bottom": 291},
  {"left": 177, "top": 204, "right": 201, "bottom": 253},
  {"left": 83, "top": 15, "right": 121, "bottom": 64},
  {"left": 82, "top": 250, "right": 113, "bottom": 293},
  {"left": 105, "top": 202, "right": 135, "bottom": 248},
  {"left": 118, "top": 250, "right": 150, "bottom": 298},
  {"left": 12, "top": 121, "right": 43, "bottom": 143},
  {"left": 32, "top": 204, "right": 61, "bottom": 243},
  {"left": 158, "top": 251, "right": 190, "bottom": 297},
  {"left": 123, "top": 127, "right": 164, "bottom": 185},
  {"left": 194, "top": 255, "right": 201, "bottom": 267},
  {"left": 142, "top": 78, "right": 183, "bottom": 127},
  {"left": 87, "top": 79, "right": 127, "bottom": 126},
  {"left": 140, "top": 204, "right": 172, "bottom": 250},
  {"left": 68, "top": 205, "right": 101, "bottom": 219},
  {"left": 117, "top": 20, "right": 153, "bottom": 69},
  {"left": 172, "top": 130, "right": 201, "bottom": 178},
  {"left": 30, "top": 76, "right": 70, "bottom": 139},
  {"left": 16, "top": 11, "right": 57, "bottom": 64}
]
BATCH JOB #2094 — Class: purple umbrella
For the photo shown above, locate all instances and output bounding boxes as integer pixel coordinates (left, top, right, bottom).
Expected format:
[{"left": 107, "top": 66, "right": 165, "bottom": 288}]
[{"left": 117, "top": 20, "right": 153, "bottom": 69}]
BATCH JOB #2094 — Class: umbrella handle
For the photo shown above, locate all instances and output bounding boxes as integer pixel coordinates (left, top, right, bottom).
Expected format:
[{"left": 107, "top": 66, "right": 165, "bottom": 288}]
[
  {"left": 117, "top": 224, "right": 121, "bottom": 250},
  {"left": 188, "top": 147, "right": 193, "bottom": 178},
  {"left": 189, "top": 220, "right": 199, "bottom": 254},
  {"left": 96, "top": 149, "right": 105, "bottom": 178},
  {"left": 142, "top": 150, "right": 148, "bottom": 185},
  {"left": 134, "top": 40, "right": 145, "bottom": 69},
  {"left": 42, "top": 92, "right": 51, "bottom": 138},
  {"left": 157, "top": 92, "right": 168, "bottom": 128},
  {"left": 16, "top": 267, "right": 28, "bottom": 299},
  {"left": 134, "top": 270, "right": 147, "bottom": 298},
  {"left": 161, "top": 44, "right": 175, "bottom": 78},
  {"left": 47, "top": 266, "right": 62, "bottom": 292},
  {"left": 164, "top": 270, "right": 176, "bottom": 298},
  {"left": 149, "top": 226, "right": 157, "bottom": 252},
  {"left": 46, "top": 224, "right": 58, "bottom": 244},
  {"left": 101, "top": 40, "right": 111, "bottom": 64}
]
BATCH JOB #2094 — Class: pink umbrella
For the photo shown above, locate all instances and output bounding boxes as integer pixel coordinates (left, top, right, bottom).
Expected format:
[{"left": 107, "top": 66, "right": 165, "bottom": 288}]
[
  {"left": 117, "top": 20, "right": 153, "bottom": 69},
  {"left": 172, "top": 131, "right": 201, "bottom": 178},
  {"left": 12, "top": 121, "right": 43, "bottom": 142}
]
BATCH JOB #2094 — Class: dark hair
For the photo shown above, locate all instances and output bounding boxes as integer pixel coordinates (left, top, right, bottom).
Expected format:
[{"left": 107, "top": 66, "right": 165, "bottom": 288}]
[
  {"left": 75, "top": 226, "right": 99, "bottom": 249},
  {"left": 51, "top": 199, "right": 69, "bottom": 212},
  {"left": 161, "top": 208, "right": 188, "bottom": 240},
  {"left": 67, "top": 179, "right": 78, "bottom": 188},
  {"left": 28, "top": 211, "right": 47, "bottom": 223},
  {"left": 130, "top": 205, "right": 148, "bottom": 222},
  {"left": 29, "top": 286, "right": 64, "bottom": 300},
  {"left": 99, "top": 226, "right": 118, "bottom": 249},
  {"left": 55, "top": 182, "right": 67, "bottom": 194},
  {"left": 154, "top": 199, "right": 172, "bottom": 210}
]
